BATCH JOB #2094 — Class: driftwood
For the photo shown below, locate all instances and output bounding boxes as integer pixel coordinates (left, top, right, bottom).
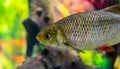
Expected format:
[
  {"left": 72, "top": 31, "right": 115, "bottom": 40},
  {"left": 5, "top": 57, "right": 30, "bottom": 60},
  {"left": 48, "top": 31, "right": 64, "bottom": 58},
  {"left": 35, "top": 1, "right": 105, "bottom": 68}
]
[
  {"left": 23, "top": 0, "right": 53, "bottom": 57},
  {"left": 17, "top": 47, "right": 99, "bottom": 69}
]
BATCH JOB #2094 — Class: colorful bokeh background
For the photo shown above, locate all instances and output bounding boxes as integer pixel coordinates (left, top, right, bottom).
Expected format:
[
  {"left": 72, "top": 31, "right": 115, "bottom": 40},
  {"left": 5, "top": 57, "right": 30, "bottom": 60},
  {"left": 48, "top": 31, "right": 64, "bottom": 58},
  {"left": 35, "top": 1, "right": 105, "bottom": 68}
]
[
  {"left": 0, "top": 0, "right": 120, "bottom": 69},
  {"left": 0, "top": 0, "right": 28, "bottom": 69}
]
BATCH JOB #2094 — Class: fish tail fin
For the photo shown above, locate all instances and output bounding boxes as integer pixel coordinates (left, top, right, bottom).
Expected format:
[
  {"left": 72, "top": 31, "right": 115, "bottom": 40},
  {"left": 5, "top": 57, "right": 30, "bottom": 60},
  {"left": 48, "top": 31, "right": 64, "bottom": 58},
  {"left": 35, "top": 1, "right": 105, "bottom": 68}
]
[{"left": 103, "top": 4, "right": 120, "bottom": 14}]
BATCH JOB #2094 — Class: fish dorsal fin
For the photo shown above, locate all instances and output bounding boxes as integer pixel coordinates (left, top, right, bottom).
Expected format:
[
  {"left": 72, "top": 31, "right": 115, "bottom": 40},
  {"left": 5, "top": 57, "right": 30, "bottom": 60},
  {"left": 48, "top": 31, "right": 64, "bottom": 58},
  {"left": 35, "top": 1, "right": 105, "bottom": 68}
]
[{"left": 103, "top": 4, "right": 120, "bottom": 14}]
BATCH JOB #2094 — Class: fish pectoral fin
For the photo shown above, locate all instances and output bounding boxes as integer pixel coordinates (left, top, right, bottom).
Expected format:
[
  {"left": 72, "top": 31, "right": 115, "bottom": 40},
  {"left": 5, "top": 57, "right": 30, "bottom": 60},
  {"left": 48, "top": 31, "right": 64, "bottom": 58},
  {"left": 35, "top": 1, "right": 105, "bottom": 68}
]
[
  {"left": 57, "top": 29, "right": 66, "bottom": 43},
  {"left": 63, "top": 42, "right": 85, "bottom": 53},
  {"left": 103, "top": 4, "right": 120, "bottom": 14}
]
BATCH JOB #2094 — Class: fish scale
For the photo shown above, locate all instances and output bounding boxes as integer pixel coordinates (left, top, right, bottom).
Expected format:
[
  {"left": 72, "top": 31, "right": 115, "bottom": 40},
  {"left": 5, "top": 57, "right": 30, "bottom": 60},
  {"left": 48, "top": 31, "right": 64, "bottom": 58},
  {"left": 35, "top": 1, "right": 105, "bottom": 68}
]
[{"left": 56, "top": 11, "right": 120, "bottom": 49}]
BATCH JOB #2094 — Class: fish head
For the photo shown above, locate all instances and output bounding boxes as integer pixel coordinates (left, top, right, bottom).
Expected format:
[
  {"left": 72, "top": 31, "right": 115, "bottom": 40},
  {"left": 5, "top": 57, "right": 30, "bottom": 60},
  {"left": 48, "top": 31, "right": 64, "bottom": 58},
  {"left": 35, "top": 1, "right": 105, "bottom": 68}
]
[{"left": 36, "top": 25, "right": 61, "bottom": 47}]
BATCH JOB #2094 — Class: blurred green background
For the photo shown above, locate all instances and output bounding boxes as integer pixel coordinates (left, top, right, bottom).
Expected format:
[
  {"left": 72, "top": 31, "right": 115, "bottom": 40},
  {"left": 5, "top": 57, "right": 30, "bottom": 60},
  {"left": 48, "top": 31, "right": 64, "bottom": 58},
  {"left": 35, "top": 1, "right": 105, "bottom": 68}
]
[{"left": 0, "top": 0, "right": 28, "bottom": 69}]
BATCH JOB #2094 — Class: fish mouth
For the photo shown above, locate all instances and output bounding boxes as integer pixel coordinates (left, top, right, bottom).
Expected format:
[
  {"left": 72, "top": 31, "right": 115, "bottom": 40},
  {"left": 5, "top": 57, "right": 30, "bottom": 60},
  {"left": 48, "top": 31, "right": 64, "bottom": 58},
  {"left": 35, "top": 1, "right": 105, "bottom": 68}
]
[
  {"left": 36, "top": 36, "right": 45, "bottom": 45},
  {"left": 36, "top": 33, "right": 46, "bottom": 45},
  {"left": 36, "top": 34, "right": 42, "bottom": 42},
  {"left": 36, "top": 36, "right": 39, "bottom": 41}
]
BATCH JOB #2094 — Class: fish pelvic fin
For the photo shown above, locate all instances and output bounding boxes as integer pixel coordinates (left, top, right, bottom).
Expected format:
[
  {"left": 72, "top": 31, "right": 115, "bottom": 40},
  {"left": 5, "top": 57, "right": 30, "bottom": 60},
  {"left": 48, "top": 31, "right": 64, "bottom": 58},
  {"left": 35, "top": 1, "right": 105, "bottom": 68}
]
[
  {"left": 63, "top": 42, "right": 85, "bottom": 53},
  {"left": 103, "top": 4, "right": 120, "bottom": 14}
]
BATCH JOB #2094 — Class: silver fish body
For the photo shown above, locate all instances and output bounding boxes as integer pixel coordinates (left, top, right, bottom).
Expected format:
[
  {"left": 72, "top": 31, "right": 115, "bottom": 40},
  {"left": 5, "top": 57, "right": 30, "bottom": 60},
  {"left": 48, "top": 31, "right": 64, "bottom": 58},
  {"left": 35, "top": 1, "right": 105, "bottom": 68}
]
[
  {"left": 36, "top": 4, "right": 120, "bottom": 50},
  {"left": 55, "top": 10, "right": 120, "bottom": 49}
]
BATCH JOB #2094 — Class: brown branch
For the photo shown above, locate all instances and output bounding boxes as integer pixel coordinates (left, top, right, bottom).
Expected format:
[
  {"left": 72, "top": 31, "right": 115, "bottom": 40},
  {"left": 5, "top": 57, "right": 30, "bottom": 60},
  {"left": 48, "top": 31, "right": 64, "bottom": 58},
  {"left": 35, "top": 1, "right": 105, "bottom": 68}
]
[{"left": 17, "top": 47, "right": 97, "bottom": 69}]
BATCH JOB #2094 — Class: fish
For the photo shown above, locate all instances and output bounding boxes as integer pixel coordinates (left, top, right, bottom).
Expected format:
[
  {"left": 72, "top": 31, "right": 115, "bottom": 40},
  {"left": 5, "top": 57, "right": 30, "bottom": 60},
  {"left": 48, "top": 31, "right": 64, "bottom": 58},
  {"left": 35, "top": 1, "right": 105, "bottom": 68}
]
[{"left": 36, "top": 4, "right": 120, "bottom": 52}]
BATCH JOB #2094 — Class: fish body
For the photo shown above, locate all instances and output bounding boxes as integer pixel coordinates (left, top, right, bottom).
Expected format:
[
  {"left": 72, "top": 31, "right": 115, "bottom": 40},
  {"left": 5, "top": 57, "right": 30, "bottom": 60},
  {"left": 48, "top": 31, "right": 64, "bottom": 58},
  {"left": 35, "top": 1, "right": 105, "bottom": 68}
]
[{"left": 36, "top": 4, "right": 120, "bottom": 51}]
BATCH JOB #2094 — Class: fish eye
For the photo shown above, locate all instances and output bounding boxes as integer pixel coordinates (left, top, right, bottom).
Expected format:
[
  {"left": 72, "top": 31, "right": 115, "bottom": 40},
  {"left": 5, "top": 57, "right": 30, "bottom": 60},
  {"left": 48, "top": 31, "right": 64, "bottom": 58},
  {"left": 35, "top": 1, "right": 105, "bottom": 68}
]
[{"left": 45, "top": 33, "right": 51, "bottom": 39}]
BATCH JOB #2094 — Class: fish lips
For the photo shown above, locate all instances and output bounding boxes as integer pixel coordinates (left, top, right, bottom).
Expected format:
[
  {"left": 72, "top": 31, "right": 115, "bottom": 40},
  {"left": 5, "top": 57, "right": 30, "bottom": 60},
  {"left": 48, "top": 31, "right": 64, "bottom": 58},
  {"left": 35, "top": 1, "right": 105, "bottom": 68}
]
[{"left": 36, "top": 33, "right": 42, "bottom": 42}]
